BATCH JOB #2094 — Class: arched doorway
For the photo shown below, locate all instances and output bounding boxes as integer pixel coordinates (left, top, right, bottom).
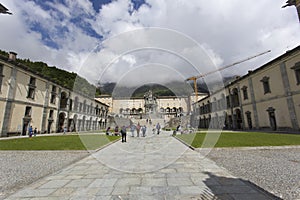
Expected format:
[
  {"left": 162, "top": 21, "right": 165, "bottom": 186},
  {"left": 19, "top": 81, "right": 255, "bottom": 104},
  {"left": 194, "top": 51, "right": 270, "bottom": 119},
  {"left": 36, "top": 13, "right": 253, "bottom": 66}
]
[
  {"left": 267, "top": 107, "right": 277, "bottom": 131},
  {"left": 235, "top": 109, "right": 242, "bottom": 129},
  {"left": 58, "top": 112, "right": 66, "bottom": 132}
]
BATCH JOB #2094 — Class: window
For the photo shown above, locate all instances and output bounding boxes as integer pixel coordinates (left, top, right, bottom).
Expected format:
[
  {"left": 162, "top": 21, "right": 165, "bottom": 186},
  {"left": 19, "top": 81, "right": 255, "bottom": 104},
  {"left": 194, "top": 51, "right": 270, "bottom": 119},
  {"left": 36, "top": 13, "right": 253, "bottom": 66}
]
[
  {"left": 49, "top": 110, "right": 54, "bottom": 119},
  {"left": 291, "top": 62, "right": 300, "bottom": 85},
  {"left": 27, "top": 77, "right": 36, "bottom": 99},
  {"left": 69, "top": 99, "right": 73, "bottom": 111},
  {"left": 226, "top": 95, "right": 231, "bottom": 108},
  {"left": 231, "top": 88, "right": 240, "bottom": 107},
  {"left": 241, "top": 86, "right": 248, "bottom": 100},
  {"left": 260, "top": 76, "right": 271, "bottom": 94},
  {"left": 25, "top": 106, "right": 32, "bottom": 117},
  {"left": 79, "top": 103, "right": 82, "bottom": 112},
  {"left": 50, "top": 85, "right": 56, "bottom": 104},
  {"left": 0, "top": 64, "right": 4, "bottom": 91}
]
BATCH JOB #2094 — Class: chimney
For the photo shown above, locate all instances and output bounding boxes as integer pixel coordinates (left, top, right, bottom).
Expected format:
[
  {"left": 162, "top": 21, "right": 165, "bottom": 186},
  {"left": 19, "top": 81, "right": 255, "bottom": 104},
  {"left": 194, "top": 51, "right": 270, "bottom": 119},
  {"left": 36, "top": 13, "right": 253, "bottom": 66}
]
[{"left": 8, "top": 51, "right": 17, "bottom": 61}]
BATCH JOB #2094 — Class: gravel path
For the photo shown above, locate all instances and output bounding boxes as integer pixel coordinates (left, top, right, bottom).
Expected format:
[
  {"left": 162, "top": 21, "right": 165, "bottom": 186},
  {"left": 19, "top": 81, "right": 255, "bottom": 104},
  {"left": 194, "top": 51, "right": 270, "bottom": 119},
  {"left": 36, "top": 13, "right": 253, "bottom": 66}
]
[
  {"left": 206, "top": 147, "right": 300, "bottom": 200},
  {"left": 0, "top": 151, "right": 88, "bottom": 199}
]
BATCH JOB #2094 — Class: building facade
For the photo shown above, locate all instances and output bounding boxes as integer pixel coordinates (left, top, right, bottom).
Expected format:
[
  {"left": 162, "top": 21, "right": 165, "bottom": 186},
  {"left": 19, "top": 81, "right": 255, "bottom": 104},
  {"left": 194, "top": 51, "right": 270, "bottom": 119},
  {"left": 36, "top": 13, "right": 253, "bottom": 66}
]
[
  {"left": 0, "top": 52, "right": 108, "bottom": 137},
  {"left": 192, "top": 45, "right": 300, "bottom": 132},
  {"left": 97, "top": 92, "right": 206, "bottom": 122}
]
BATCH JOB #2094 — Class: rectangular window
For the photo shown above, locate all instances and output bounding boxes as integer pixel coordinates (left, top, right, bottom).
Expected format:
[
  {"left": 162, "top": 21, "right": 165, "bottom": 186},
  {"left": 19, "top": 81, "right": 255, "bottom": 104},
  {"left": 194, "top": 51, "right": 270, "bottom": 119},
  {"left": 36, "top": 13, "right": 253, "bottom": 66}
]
[
  {"left": 291, "top": 62, "right": 300, "bottom": 85},
  {"left": 226, "top": 96, "right": 231, "bottom": 108},
  {"left": 79, "top": 103, "right": 82, "bottom": 112},
  {"left": 50, "top": 85, "right": 56, "bottom": 104},
  {"left": 0, "top": 64, "right": 4, "bottom": 91},
  {"left": 25, "top": 106, "right": 32, "bottom": 117},
  {"left": 295, "top": 69, "right": 300, "bottom": 84},
  {"left": 242, "top": 86, "right": 248, "bottom": 100},
  {"left": 261, "top": 76, "right": 271, "bottom": 94},
  {"left": 49, "top": 110, "right": 54, "bottom": 118},
  {"left": 263, "top": 82, "right": 271, "bottom": 94},
  {"left": 69, "top": 99, "right": 73, "bottom": 111},
  {"left": 27, "top": 77, "right": 36, "bottom": 99}
]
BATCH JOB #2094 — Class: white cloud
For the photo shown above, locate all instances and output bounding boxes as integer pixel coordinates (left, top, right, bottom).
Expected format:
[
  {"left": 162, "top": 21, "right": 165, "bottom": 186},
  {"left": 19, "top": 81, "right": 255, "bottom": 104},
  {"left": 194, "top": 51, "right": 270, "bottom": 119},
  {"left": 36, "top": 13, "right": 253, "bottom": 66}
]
[{"left": 0, "top": 0, "right": 299, "bottom": 89}]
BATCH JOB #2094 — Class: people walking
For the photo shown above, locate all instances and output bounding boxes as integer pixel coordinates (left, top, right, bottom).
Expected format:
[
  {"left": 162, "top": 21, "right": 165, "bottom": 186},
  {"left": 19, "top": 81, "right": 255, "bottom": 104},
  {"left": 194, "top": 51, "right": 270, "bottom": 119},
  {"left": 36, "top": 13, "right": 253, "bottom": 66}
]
[
  {"left": 121, "top": 125, "right": 127, "bottom": 142},
  {"left": 156, "top": 123, "right": 161, "bottom": 135},
  {"left": 136, "top": 123, "right": 141, "bottom": 137},
  {"left": 34, "top": 128, "right": 37, "bottom": 136},
  {"left": 28, "top": 126, "right": 33, "bottom": 138},
  {"left": 63, "top": 127, "right": 67, "bottom": 134},
  {"left": 130, "top": 124, "right": 135, "bottom": 137},
  {"left": 142, "top": 125, "right": 147, "bottom": 137}
]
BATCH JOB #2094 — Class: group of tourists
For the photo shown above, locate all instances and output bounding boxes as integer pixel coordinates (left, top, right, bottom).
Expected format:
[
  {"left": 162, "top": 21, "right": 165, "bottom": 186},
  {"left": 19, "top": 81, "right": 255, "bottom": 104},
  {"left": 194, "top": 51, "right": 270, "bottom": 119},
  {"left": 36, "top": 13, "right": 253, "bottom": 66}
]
[
  {"left": 28, "top": 126, "right": 38, "bottom": 138},
  {"left": 105, "top": 122, "right": 162, "bottom": 143}
]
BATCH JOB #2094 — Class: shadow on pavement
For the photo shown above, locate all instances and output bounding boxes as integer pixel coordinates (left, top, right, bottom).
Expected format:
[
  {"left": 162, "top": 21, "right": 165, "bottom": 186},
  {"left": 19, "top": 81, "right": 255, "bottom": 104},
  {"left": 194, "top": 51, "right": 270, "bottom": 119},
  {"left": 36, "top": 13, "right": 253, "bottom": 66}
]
[{"left": 202, "top": 172, "right": 282, "bottom": 200}]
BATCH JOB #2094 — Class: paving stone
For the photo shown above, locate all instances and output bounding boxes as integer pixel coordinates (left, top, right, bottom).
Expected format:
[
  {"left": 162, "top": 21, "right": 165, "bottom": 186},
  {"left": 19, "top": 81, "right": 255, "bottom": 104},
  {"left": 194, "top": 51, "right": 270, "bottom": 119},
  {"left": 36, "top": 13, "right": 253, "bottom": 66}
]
[
  {"left": 39, "top": 180, "right": 70, "bottom": 189},
  {"left": 111, "top": 186, "right": 130, "bottom": 195},
  {"left": 10, "top": 188, "right": 56, "bottom": 198},
  {"left": 141, "top": 177, "right": 167, "bottom": 186},
  {"left": 178, "top": 185, "right": 208, "bottom": 195},
  {"left": 129, "top": 186, "right": 152, "bottom": 194},
  {"left": 167, "top": 177, "right": 194, "bottom": 186},
  {"left": 50, "top": 187, "right": 75, "bottom": 196},
  {"left": 95, "top": 187, "right": 114, "bottom": 196},
  {"left": 114, "top": 177, "right": 141, "bottom": 187},
  {"left": 4, "top": 131, "right": 280, "bottom": 199},
  {"left": 89, "top": 178, "right": 118, "bottom": 187},
  {"left": 64, "top": 178, "right": 94, "bottom": 188}
]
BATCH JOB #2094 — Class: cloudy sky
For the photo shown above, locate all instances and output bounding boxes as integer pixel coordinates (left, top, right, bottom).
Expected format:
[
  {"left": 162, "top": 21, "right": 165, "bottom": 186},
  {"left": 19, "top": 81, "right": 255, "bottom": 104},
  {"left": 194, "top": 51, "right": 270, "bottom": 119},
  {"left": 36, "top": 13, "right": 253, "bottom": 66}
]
[{"left": 0, "top": 0, "right": 300, "bottom": 89}]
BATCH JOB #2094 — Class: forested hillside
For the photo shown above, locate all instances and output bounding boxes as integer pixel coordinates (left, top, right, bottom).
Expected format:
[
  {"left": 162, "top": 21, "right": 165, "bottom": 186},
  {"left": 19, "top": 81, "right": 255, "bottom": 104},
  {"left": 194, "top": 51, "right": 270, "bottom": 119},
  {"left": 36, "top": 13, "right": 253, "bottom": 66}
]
[{"left": 0, "top": 50, "right": 100, "bottom": 97}]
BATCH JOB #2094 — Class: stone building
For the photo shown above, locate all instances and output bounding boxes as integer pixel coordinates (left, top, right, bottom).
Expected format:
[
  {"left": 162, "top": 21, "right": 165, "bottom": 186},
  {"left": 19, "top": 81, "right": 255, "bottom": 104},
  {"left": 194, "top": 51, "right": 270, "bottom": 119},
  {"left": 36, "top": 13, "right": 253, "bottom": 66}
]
[
  {"left": 97, "top": 92, "right": 206, "bottom": 122},
  {"left": 0, "top": 52, "right": 108, "bottom": 137},
  {"left": 192, "top": 45, "right": 300, "bottom": 132}
]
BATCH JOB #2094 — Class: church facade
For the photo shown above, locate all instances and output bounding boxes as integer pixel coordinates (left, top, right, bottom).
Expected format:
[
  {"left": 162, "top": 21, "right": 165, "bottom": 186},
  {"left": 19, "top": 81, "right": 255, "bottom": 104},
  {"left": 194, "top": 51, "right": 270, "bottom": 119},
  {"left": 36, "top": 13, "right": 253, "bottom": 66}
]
[
  {"left": 192, "top": 45, "right": 300, "bottom": 132},
  {"left": 97, "top": 92, "right": 206, "bottom": 121}
]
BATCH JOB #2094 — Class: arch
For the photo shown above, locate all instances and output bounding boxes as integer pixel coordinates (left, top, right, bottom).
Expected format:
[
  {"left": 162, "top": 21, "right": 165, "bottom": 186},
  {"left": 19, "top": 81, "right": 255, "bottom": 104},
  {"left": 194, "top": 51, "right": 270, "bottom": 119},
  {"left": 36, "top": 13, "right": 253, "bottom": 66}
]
[
  {"left": 160, "top": 107, "right": 165, "bottom": 113},
  {"left": 138, "top": 108, "right": 143, "bottom": 113},
  {"left": 58, "top": 112, "right": 66, "bottom": 132},
  {"left": 234, "top": 108, "right": 242, "bottom": 129},
  {"left": 172, "top": 107, "right": 177, "bottom": 113},
  {"left": 132, "top": 108, "right": 136, "bottom": 114},
  {"left": 166, "top": 107, "right": 171, "bottom": 113}
]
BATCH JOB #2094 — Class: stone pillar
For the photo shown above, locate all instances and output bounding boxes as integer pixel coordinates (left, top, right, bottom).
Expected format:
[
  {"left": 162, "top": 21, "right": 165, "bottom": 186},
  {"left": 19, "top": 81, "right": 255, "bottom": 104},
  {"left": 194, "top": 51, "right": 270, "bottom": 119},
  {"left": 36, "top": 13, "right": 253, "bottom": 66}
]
[
  {"left": 1, "top": 67, "right": 17, "bottom": 137},
  {"left": 248, "top": 77, "right": 260, "bottom": 129},
  {"left": 41, "top": 82, "right": 50, "bottom": 133},
  {"left": 280, "top": 62, "right": 299, "bottom": 130}
]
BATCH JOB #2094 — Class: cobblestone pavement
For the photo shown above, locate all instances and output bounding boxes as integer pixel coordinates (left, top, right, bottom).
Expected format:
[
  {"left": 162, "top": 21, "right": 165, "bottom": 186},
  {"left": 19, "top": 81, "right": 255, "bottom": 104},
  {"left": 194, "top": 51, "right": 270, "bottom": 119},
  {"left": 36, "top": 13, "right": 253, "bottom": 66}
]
[
  {"left": 4, "top": 130, "right": 279, "bottom": 200},
  {"left": 0, "top": 151, "right": 89, "bottom": 200},
  {"left": 206, "top": 147, "right": 300, "bottom": 200}
]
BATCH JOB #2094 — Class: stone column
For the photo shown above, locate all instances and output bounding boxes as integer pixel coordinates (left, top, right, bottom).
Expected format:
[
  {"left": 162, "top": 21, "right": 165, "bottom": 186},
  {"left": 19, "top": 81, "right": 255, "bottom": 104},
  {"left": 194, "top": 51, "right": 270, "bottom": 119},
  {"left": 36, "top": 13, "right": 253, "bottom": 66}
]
[
  {"left": 1, "top": 66, "right": 17, "bottom": 137},
  {"left": 248, "top": 77, "right": 260, "bottom": 129},
  {"left": 280, "top": 62, "right": 299, "bottom": 130},
  {"left": 41, "top": 82, "right": 50, "bottom": 133}
]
